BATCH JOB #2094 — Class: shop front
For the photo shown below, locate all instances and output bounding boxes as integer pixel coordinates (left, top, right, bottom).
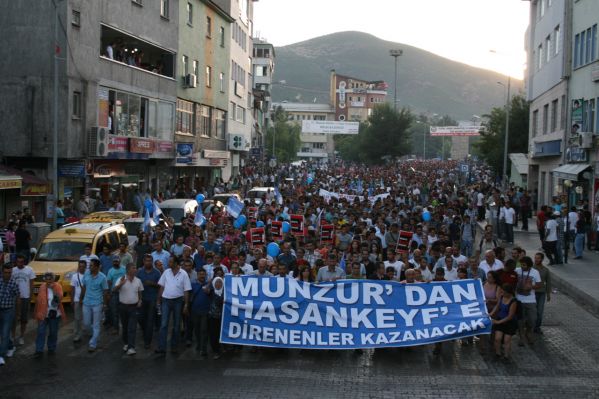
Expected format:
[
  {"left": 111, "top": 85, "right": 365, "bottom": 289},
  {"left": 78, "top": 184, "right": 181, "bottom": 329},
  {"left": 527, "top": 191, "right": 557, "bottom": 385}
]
[
  {"left": 552, "top": 163, "right": 593, "bottom": 209},
  {"left": 172, "top": 147, "right": 229, "bottom": 194},
  {"left": 0, "top": 165, "right": 50, "bottom": 223},
  {"left": 0, "top": 174, "right": 22, "bottom": 223}
]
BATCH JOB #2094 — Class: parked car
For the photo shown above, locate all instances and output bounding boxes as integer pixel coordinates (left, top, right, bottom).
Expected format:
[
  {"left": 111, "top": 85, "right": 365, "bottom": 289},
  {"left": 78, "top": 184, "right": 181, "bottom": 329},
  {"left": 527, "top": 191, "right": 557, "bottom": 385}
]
[{"left": 211, "top": 193, "right": 242, "bottom": 206}]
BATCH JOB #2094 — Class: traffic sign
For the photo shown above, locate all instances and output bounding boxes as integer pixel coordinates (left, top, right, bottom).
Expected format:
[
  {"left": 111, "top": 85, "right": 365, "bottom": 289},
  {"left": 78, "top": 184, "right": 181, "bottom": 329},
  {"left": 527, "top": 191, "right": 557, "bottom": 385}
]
[{"left": 460, "top": 164, "right": 469, "bottom": 173}]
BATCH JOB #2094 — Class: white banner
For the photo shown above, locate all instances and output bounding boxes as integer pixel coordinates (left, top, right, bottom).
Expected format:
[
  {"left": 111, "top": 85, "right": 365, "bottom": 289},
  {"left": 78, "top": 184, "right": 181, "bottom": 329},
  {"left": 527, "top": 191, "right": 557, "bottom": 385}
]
[
  {"left": 429, "top": 126, "right": 480, "bottom": 136},
  {"left": 318, "top": 188, "right": 390, "bottom": 204},
  {"left": 302, "top": 120, "right": 359, "bottom": 135}
]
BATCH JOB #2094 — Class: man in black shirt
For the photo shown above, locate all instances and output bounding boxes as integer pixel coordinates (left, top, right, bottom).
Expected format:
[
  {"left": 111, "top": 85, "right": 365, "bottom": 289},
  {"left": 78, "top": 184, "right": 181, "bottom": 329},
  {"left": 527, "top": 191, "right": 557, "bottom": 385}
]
[{"left": 15, "top": 221, "right": 31, "bottom": 262}]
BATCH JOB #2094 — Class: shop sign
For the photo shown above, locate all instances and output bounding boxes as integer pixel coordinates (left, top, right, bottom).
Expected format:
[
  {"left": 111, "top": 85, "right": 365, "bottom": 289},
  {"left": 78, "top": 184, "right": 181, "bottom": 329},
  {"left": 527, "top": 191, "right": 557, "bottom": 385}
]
[
  {"left": 203, "top": 150, "right": 230, "bottom": 159},
  {"left": 58, "top": 162, "right": 86, "bottom": 178},
  {"left": 108, "top": 135, "right": 129, "bottom": 152},
  {"left": 93, "top": 161, "right": 126, "bottom": 177},
  {"left": 156, "top": 140, "right": 174, "bottom": 153},
  {"left": 176, "top": 143, "right": 194, "bottom": 164},
  {"left": 0, "top": 179, "right": 22, "bottom": 189},
  {"left": 209, "top": 158, "right": 224, "bottom": 166},
  {"left": 130, "top": 138, "right": 155, "bottom": 153},
  {"left": 21, "top": 183, "right": 51, "bottom": 196}
]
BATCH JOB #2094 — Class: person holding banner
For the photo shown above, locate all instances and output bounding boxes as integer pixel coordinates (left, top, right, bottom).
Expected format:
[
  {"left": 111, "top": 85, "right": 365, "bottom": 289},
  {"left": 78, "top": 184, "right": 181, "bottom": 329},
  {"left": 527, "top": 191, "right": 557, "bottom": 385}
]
[
  {"left": 490, "top": 284, "right": 518, "bottom": 361},
  {"left": 316, "top": 254, "right": 346, "bottom": 282}
]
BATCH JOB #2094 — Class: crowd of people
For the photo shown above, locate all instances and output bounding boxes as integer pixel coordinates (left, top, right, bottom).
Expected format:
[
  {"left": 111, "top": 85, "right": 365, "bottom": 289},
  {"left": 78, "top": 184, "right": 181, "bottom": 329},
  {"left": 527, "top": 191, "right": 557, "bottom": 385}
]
[{"left": 0, "top": 157, "right": 586, "bottom": 366}]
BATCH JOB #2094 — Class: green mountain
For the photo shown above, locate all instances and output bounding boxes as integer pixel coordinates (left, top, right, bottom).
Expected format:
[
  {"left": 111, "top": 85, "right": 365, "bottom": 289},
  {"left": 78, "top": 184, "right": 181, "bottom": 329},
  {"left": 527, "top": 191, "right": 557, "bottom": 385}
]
[{"left": 271, "top": 31, "right": 523, "bottom": 120}]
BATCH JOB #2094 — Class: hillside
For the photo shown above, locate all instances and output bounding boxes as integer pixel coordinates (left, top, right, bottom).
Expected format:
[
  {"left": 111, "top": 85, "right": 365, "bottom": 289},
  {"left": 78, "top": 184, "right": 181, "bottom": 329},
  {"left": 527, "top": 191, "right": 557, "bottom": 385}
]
[{"left": 271, "top": 31, "right": 523, "bottom": 120}]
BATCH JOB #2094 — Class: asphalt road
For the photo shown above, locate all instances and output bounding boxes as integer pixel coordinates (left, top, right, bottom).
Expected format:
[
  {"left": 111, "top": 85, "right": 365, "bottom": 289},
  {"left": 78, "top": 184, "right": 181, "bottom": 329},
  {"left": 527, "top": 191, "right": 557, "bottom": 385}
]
[{"left": 1, "top": 292, "right": 599, "bottom": 398}]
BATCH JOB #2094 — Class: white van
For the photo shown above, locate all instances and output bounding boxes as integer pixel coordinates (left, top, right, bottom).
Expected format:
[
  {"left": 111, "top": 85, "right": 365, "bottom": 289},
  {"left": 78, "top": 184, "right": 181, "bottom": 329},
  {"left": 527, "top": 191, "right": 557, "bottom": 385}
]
[
  {"left": 158, "top": 199, "right": 198, "bottom": 224},
  {"left": 245, "top": 187, "right": 277, "bottom": 205}
]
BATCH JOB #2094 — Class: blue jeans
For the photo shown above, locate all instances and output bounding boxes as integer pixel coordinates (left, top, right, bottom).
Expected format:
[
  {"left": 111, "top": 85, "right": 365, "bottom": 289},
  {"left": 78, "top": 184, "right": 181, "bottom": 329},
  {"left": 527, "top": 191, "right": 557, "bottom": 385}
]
[
  {"left": 461, "top": 240, "right": 473, "bottom": 257},
  {"left": 0, "top": 307, "right": 15, "bottom": 357},
  {"left": 158, "top": 297, "right": 183, "bottom": 351},
  {"left": 574, "top": 233, "right": 585, "bottom": 257},
  {"left": 35, "top": 317, "right": 61, "bottom": 352},
  {"left": 83, "top": 304, "right": 103, "bottom": 348},
  {"left": 535, "top": 292, "right": 546, "bottom": 330}
]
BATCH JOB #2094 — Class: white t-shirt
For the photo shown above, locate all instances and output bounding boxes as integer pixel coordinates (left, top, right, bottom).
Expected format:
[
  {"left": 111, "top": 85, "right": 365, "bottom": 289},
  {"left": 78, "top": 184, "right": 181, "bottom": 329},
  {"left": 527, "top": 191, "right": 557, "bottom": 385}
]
[
  {"left": 444, "top": 267, "right": 458, "bottom": 281},
  {"left": 477, "top": 192, "right": 484, "bottom": 207},
  {"left": 47, "top": 287, "right": 61, "bottom": 318},
  {"left": 452, "top": 254, "right": 468, "bottom": 266},
  {"left": 70, "top": 272, "right": 86, "bottom": 303},
  {"left": 516, "top": 268, "right": 542, "bottom": 304},
  {"left": 479, "top": 259, "right": 504, "bottom": 275},
  {"left": 384, "top": 260, "right": 405, "bottom": 276},
  {"left": 502, "top": 207, "right": 516, "bottom": 224},
  {"left": 568, "top": 212, "right": 578, "bottom": 231},
  {"left": 545, "top": 219, "right": 558, "bottom": 241},
  {"left": 158, "top": 268, "right": 191, "bottom": 299},
  {"left": 419, "top": 267, "right": 434, "bottom": 282},
  {"left": 118, "top": 276, "right": 144, "bottom": 305},
  {"left": 12, "top": 266, "right": 35, "bottom": 298},
  {"left": 241, "top": 263, "right": 254, "bottom": 275}
]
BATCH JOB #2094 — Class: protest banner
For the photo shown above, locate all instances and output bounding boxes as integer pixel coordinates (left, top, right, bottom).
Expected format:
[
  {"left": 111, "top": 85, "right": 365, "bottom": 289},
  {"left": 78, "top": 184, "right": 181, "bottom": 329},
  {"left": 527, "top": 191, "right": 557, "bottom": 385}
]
[
  {"left": 250, "top": 227, "right": 265, "bottom": 248},
  {"left": 320, "top": 224, "right": 334, "bottom": 244},
  {"left": 271, "top": 221, "right": 283, "bottom": 241},
  {"left": 290, "top": 214, "right": 305, "bottom": 236},
  {"left": 220, "top": 277, "right": 491, "bottom": 349},
  {"left": 396, "top": 230, "right": 413, "bottom": 254}
]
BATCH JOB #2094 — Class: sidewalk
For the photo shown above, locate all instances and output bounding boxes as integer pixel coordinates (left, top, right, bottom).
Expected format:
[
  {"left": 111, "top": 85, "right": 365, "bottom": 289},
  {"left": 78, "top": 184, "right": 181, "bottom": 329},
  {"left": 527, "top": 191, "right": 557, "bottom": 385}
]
[{"left": 477, "top": 220, "right": 599, "bottom": 316}]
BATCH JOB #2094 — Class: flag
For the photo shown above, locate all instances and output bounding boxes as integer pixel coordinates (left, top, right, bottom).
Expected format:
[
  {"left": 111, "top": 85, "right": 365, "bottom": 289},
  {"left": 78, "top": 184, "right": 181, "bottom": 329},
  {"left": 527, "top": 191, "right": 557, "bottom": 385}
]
[
  {"left": 339, "top": 254, "right": 346, "bottom": 272},
  {"left": 194, "top": 207, "right": 206, "bottom": 227},
  {"left": 143, "top": 208, "right": 155, "bottom": 233},
  {"left": 153, "top": 199, "right": 162, "bottom": 225},
  {"left": 226, "top": 196, "right": 244, "bottom": 219}
]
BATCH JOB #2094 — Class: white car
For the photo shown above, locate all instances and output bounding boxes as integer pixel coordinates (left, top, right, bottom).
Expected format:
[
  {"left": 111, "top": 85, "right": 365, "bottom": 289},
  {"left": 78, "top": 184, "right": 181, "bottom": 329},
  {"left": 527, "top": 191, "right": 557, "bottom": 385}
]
[
  {"left": 158, "top": 199, "right": 199, "bottom": 225},
  {"left": 123, "top": 217, "right": 144, "bottom": 246},
  {"left": 245, "top": 187, "right": 277, "bottom": 205}
]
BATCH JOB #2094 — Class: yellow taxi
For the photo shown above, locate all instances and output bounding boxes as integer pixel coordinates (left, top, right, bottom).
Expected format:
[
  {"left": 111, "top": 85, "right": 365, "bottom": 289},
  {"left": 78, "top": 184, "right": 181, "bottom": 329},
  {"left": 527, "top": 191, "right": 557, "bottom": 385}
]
[
  {"left": 80, "top": 210, "right": 138, "bottom": 224},
  {"left": 29, "top": 222, "right": 128, "bottom": 302}
]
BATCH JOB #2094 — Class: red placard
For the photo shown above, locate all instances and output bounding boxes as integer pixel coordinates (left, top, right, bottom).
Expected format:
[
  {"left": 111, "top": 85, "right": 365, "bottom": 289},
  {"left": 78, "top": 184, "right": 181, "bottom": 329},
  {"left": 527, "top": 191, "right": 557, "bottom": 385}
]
[
  {"left": 248, "top": 207, "right": 258, "bottom": 223},
  {"left": 290, "top": 214, "right": 304, "bottom": 236},
  {"left": 270, "top": 221, "right": 283, "bottom": 241},
  {"left": 250, "top": 227, "right": 265, "bottom": 248},
  {"left": 130, "top": 138, "right": 155, "bottom": 153},
  {"left": 108, "top": 135, "right": 128, "bottom": 152},
  {"left": 320, "top": 224, "right": 334, "bottom": 244},
  {"left": 396, "top": 230, "right": 414, "bottom": 254}
]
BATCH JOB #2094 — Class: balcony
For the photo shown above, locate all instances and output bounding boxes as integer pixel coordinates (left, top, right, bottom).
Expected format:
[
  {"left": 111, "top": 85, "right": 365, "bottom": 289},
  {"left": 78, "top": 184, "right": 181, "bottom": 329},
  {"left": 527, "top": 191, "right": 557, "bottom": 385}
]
[{"left": 100, "top": 24, "right": 175, "bottom": 79}]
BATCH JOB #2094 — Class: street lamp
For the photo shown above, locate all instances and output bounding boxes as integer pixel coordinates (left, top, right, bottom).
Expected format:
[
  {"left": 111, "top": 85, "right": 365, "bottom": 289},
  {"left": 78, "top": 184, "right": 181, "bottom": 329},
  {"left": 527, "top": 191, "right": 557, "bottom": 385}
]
[{"left": 389, "top": 49, "right": 403, "bottom": 112}]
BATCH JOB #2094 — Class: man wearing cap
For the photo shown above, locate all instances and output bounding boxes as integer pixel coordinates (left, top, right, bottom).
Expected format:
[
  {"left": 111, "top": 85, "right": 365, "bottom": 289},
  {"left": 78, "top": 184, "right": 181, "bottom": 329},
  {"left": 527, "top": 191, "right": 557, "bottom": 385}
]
[
  {"left": 0, "top": 263, "right": 20, "bottom": 366},
  {"left": 316, "top": 254, "right": 346, "bottom": 283},
  {"left": 33, "top": 272, "right": 67, "bottom": 358}
]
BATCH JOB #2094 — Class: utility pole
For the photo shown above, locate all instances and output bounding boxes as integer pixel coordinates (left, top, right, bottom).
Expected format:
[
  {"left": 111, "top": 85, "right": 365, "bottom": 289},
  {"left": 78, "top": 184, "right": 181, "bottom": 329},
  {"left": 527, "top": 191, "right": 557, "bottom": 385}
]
[
  {"left": 389, "top": 49, "right": 403, "bottom": 111},
  {"left": 52, "top": 0, "right": 59, "bottom": 231},
  {"left": 502, "top": 76, "right": 511, "bottom": 187}
]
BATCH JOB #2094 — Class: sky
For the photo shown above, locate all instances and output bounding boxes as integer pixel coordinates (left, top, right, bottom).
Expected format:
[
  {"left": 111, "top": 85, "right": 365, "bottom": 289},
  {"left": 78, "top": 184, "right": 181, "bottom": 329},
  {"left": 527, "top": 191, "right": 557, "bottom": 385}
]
[{"left": 253, "top": 0, "right": 530, "bottom": 79}]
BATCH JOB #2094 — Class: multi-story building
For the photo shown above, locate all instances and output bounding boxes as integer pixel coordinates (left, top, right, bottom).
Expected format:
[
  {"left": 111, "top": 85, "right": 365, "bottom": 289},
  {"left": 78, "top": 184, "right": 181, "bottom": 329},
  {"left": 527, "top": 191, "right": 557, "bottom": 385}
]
[
  {"left": 0, "top": 0, "right": 180, "bottom": 221},
  {"left": 564, "top": 0, "right": 599, "bottom": 209},
  {"left": 525, "top": 0, "right": 570, "bottom": 207},
  {"left": 213, "top": 0, "right": 256, "bottom": 177},
  {"left": 271, "top": 102, "right": 336, "bottom": 162},
  {"left": 251, "top": 39, "right": 275, "bottom": 159},
  {"left": 329, "top": 70, "right": 388, "bottom": 122},
  {"left": 174, "top": 0, "right": 234, "bottom": 191}
]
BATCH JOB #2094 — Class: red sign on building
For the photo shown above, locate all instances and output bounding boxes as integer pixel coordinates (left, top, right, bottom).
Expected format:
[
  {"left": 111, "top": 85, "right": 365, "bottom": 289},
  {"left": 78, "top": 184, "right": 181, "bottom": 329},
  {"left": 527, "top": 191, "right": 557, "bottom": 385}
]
[{"left": 130, "top": 138, "right": 155, "bottom": 153}]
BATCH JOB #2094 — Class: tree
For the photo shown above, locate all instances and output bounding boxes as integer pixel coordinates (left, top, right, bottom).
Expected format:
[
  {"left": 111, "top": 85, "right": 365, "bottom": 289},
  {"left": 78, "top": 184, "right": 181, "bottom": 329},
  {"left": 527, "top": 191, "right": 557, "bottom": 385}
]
[
  {"left": 265, "top": 106, "right": 301, "bottom": 163},
  {"left": 474, "top": 94, "right": 529, "bottom": 175},
  {"left": 408, "top": 114, "right": 456, "bottom": 159},
  {"left": 335, "top": 103, "right": 413, "bottom": 163}
]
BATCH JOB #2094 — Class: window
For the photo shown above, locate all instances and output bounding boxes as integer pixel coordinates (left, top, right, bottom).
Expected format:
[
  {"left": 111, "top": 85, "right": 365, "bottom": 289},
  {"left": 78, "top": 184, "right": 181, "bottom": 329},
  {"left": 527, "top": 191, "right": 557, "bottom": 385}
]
[
  {"left": 574, "top": 25, "right": 597, "bottom": 68},
  {"left": 205, "top": 66, "right": 212, "bottom": 87},
  {"left": 574, "top": 33, "right": 580, "bottom": 68},
  {"left": 537, "top": 44, "right": 543, "bottom": 70},
  {"left": 186, "top": 2, "right": 192, "bottom": 25},
  {"left": 532, "top": 109, "right": 539, "bottom": 137},
  {"left": 255, "top": 65, "right": 267, "bottom": 77},
  {"left": 586, "top": 27, "right": 592, "bottom": 64},
  {"left": 229, "top": 102, "right": 235, "bottom": 119},
  {"left": 215, "top": 110, "right": 226, "bottom": 139},
  {"left": 72, "top": 10, "right": 81, "bottom": 27},
  {"left": 219, "top": 72, "right": 225, "bottom": 92},
  {"left": 554, "top": 25, "right": 560, "bottom": 55},
  {"left": 542, "top": 104, "right": 549, "bottom": 134},
  {"left": 545, "top": 35, "right": 551, "bottom": 63},
  {"left": 182, "top": 55, "right": 188, "bottom": 76},
  {"left": 560, "top": 95, "right": 566, "bottom": 130},
  {"left": 192, "top": 60, "right": 198, "bottom": 77},
  {"left": 72, "top": 91, "right": 81, "bottom": 118},
  {"left": 550, "top": 99, "right": 558, "bottom": 132},
  {"left": 220, "top": 27, "right": 225, "bottom": 47},
  {"left": 592, "top": 25, "right": 598, "bottom": 63},
  {"left": 312, "top": 143, "right": 324, "bottom": 149},
  {"left": 580, "top": 30, "right": 585, "bottom": 66},
  {"left": 589, "top": 99, "right": 596, "bottom": 133},
  {"left": 160, "top": 0, "right": 169, "bottom": 18},
  {"left": 206, "top": 16, "right": 212, "bottom": 38},
  {"left": 197, "top": 105, "right": 211, "bottom": 136},
  {"left": 176, "top": 99, "right": 194, "bottom": 134},
  {"left": 540, "top": 0, "right": 545, "bottom": 18},
  {"left": 314, "top": 115, "right": 326, "bottom": 121},
  {"left": 235, "top": 105, "right": 245, "bottom": 123}
]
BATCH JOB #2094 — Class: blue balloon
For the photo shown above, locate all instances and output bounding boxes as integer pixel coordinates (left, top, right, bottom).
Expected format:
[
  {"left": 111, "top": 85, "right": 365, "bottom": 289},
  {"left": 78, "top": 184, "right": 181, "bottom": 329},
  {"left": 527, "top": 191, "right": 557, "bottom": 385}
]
[
  {"left": 267, "top": 242, "right": 280, "bottom": 257},
  {"left": 281, "top": 212, "right": 290, "bottom": 221},
  {"left": 195, "top": 194, "right": 205, "bottom": 204},
  {"left": 256, "top": 220, "right": 265, "bottom": 227},
  {"left": 282, "top": 221, "right": 291, "bottom": 233},
  {"left": 307, "top": 176, "right": 314, "bottom": 184},
  {"left": 233, "top": 219, "right": 242, "bottom": 229},
  {"left": 236, "top": 214, "right": 247, "bottom": 227},
  {"left": 422, "top": 211, "right": 432, "bottom": 222}
]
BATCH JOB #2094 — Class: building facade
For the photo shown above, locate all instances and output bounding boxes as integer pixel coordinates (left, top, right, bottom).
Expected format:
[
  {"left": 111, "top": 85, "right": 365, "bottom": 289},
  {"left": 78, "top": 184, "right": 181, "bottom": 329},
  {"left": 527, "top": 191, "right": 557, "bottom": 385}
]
[
  {"left": 174, "top": 0, "right": 234, "bottom": 192},
  {"left": 251, "top": 39, "right": 275, "bottom": 160},
  {"left": 525, "top": 0, "right": 570, "bottom": 207},
  {"left": 0, "top": 0, "right": 180, "bottom": 221},
  {"left": 329, "top": 70, "right": 388, "bottom": 122}
]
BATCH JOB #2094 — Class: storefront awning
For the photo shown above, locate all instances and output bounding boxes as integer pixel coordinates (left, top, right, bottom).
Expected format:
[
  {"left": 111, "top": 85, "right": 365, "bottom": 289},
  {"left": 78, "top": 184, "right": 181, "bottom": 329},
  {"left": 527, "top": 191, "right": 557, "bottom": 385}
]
[
  {"left": 0, "top": 165, "right": 51, "bottom": 196},
  {"left": 552, "top": 163, "right": 591, "bottom": 180}
]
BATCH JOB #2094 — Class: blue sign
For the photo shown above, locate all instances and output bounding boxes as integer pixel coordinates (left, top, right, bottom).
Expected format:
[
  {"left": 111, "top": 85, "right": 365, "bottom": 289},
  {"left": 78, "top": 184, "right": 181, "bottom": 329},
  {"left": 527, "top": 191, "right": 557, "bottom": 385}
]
[
  {"left": 176, "top": 143, "right": 194, "bottom": 164},
  {"left": 58, "top": 162, "right": 85, "bottom": 177},
  {"left": 221, "top": 277, "right": 491, "bottom": 349},
  {"left": 460, "top": 164, "right": 469, "bottom": 173}
]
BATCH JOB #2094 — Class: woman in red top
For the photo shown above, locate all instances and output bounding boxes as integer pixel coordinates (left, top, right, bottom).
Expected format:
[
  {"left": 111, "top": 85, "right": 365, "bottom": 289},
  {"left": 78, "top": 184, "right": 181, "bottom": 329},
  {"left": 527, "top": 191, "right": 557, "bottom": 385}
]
[{"left": 33, "top": 272, "right": 67, "bottom": 358}]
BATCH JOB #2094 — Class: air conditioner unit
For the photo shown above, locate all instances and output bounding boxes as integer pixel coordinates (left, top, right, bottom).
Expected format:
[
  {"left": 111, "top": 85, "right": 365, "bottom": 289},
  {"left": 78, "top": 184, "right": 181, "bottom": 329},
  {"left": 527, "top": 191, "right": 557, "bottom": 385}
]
[
  {"left": 184, "top": 73, "right": 197, "bottom": 88},
  {"left": 88, "top": 127, "right": 109, "bottom": 157},
  {"left": 579, "top": 131, "right": 593, "bottom": 149}
]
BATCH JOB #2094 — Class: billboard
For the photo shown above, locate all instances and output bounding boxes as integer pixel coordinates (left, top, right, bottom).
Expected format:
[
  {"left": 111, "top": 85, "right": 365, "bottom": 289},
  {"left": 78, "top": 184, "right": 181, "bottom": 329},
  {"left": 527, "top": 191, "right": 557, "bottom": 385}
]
[
  {"left": 429, "top": 126, "right": 481, "bottom": 136},
  {"left": 302, "top": 120, "right": 359, "bottom": 135}
]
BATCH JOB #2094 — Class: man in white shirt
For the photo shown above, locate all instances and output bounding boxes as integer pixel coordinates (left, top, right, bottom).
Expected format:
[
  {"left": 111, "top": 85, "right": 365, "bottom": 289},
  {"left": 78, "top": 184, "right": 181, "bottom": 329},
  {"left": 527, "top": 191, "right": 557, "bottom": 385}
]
[
  {"left": 238, "top": 253, "right": 253, "bottom": 275},
  {"left": 11, "top": 254, "right": 35, "bottom": 345},
  {"left": 544, "top": 213, "right": 559, "bottom": 265},
  {"left": 516, "top": 256, "right": 542, "bottom": 345},
  {"left": 156, "top": 261, "right": 191, "bottom": 354},
  {"left": 114, "top": 263, "right": 144, "bottom": 355},
  {"left": 501, "top": 202, "right": 516, "bottom": 244},
  {"left": 70, "top": 260, "right": 87, "bottom": 343},
  {"left": 451, "top": 246, "right": 468, "bottom": 267},
  {"left": 384, "top": 250, "right": 404, "bottom": 277},
  {"left": 478, "top": 250, "right": 504, "bottom": 275},
  {"left": 79, "top": 244, "right": 100, "bottom": 271},
  {"left": 251, "top": 259, "right": 273, "bottom": 276}
]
